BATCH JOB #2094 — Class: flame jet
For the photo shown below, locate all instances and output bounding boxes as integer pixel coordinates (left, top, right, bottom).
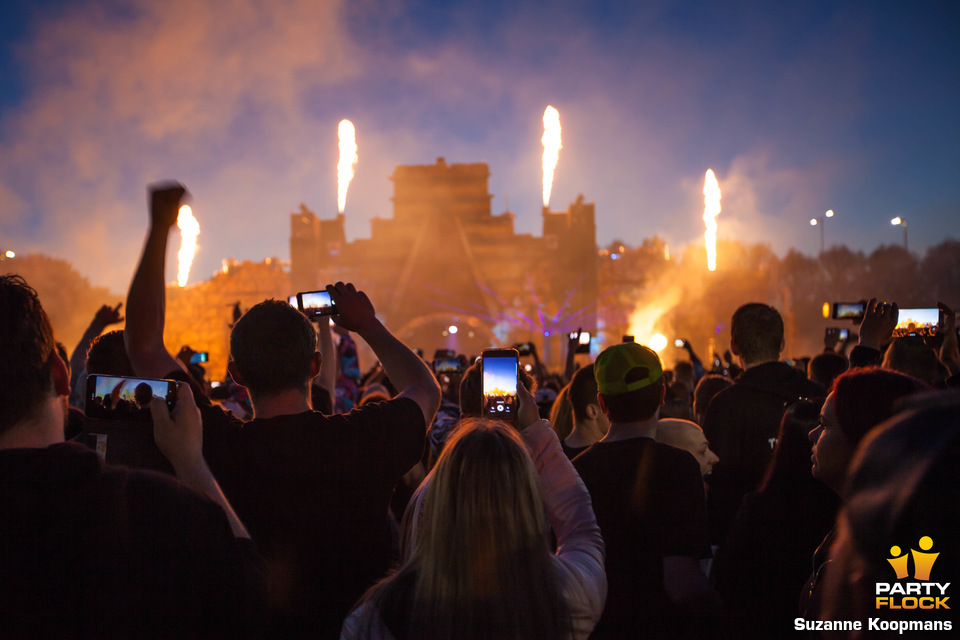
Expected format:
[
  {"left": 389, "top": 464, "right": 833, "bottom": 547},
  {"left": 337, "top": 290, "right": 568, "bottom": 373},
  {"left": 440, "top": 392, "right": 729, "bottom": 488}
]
[
  {"left": 176, "top": 205, "right": 200, "bottom": 287},
  {"left": 703, "top": 169, "right": 722, "bottom": 272},
  {"left": 542, "top": 106, "right": 562, "bottom": 208},
  {"left": 338, "top": 119, "right": 358, "bottom": 213}
]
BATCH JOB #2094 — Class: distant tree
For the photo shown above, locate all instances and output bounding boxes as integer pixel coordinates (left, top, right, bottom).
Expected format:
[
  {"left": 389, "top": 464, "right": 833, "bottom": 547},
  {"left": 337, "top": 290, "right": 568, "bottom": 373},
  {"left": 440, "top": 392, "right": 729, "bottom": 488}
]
[
  {"left": 867, "top": 245, "right": 921, "bottom": 305},
  {"left": 920, "top": 239, "right": 960, "bottom": 307},
  {"left": 819, "top": 246, "right": 868, "bottom": 300}
]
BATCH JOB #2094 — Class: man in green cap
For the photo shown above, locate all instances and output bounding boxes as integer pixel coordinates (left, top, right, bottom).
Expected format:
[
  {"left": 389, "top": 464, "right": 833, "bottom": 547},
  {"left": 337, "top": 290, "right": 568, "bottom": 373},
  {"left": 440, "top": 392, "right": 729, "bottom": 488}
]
[{"left": 573, "top": 342, "right": 717, "bottom": 639}]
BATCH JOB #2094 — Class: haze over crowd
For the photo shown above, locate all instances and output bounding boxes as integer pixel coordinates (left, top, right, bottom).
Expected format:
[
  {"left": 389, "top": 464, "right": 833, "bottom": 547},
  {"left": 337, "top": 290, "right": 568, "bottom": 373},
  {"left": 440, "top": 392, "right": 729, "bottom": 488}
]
[{"left": 1, "top": 0, "right": 957, "bottom": 294}]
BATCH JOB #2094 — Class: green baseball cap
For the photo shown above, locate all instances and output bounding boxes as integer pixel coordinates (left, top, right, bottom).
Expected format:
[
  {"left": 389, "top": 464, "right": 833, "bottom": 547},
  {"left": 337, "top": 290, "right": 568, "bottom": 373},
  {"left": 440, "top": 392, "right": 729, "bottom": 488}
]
[{"left": 594, "top": 343, "right": 663, "bottom": 395}]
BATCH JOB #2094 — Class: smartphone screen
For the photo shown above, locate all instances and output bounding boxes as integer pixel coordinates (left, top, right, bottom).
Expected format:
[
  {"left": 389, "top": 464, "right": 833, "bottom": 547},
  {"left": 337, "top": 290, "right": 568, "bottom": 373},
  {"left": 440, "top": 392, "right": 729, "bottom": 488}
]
[
  {"left": 674, "top": 338, "right": 684, "bottom": 348},
  {"left": 894, "top": 308, "right": 940, "bottom": 337},
  {"left": 838, "top": 329, "right": 849, "bottom": 341},
  {"left": 85, "top": 375, "right": 178, "bottom": 422},
  {"left": 433, "top": 357, "right": 461, "bottom": 374},
  {"left": 288, "top": 295, "right": 298, "bottom": 307},
  {"left": 481, "top": 349, "right": 519, "bottom": 422},
  {"left": 833, "top": 302, "right": 866, "bottom": 321},
  {"left": 189, "top": 351, "right": 208, "bottom": 364},
  {"left": 297, "top": 290, "right": 337, "bottom": 317}
]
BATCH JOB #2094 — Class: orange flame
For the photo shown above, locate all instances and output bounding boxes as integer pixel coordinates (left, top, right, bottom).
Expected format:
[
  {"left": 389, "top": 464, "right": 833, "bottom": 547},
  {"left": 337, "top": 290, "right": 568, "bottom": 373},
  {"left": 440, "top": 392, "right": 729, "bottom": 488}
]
[
  {"left": 541, "top": 106, "right": 562, "bottom": 208},
  {"left": 176, "top": 205, "right": 200, "bottom": 287},
  {"left": 627, "top": 289, "right": 680, "bottom": 351},
  {"left": 703, "top": 169, "right": 721, "bottom": 271},
  {"left": 338, "top": 119, "right": 358, "bottom": 213}
]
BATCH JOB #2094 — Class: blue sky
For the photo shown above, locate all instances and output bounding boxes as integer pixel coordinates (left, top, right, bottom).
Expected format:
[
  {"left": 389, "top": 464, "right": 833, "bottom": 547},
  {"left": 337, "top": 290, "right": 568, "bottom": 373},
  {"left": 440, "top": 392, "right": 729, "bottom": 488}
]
[{"left": 0, "top": 0, "right": 957, "bottom": 292}]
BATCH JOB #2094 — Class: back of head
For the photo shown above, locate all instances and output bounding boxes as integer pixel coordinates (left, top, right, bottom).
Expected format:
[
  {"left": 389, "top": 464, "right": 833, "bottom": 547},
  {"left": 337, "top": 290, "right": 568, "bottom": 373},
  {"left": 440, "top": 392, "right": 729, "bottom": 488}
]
[
  {"left": 0, "top": 275, "right": 55, "bottom": 431},
  {"left": 673, "top": 361, "right": 695, "bottom": 392},
  {"left": 86, "top": 330, "right": 135, "bottom": 377},
  {"left": 548, "top": 384, "right": 574, "bottom": 441},
  {"left": 400, "top": 418, "right": 568, "bottom": 639},
  {"left": 568, "top": 364, "right": 599, "bottom": 423},
  {"left": 881, "top": 336, "right": 943, "bottom": 386},
  {"left": 230, "top": 299, "right": 317, "bottom": 397},
  {"left": 595, "top": 343, "right": 664, "bottom": 423},
  {"left": 731, "top": 303, "right": 784, "bottom": 364},
  {"left": 823, "top": 392, "right": 960, "bottom": 634},
  {"left": 831, "top": 366, "right": 929, "bottom": 448},
  {"left": 458, "top": 360, "right": 536, "bottom": 417},
  {"left": 692, "top": 374, "right": 732, "bottom": 424},
  {"left": 807, "top": 352, "right": 849, "bottom": 389},
  {"left": 761, "top": 399, "right": 823, "bottom": 493}
]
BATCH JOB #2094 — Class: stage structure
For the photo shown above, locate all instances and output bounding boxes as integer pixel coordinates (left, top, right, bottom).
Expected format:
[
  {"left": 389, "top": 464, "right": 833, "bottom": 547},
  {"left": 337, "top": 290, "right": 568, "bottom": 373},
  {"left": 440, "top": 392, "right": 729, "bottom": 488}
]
[{"left": 290, "top": 158, "right": 598, "bottom": 361}]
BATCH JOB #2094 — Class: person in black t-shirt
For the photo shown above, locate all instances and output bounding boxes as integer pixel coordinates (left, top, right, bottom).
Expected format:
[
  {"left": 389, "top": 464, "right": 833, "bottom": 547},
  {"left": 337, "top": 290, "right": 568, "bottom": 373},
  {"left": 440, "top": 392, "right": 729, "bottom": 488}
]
[
  {"left": 573, "top": 342, "right": 717, "bottom": 640},
  {"left": 123, "top": 182, "right": 442, "bottom": 639}
]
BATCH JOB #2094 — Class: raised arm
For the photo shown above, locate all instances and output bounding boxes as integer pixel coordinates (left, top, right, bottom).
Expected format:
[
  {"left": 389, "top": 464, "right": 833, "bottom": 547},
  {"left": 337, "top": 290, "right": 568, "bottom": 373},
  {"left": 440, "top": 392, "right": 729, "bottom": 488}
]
[
  {"left": 327, "top": 282, "right": 440, "bottom": 425},
  {"left": 314, "top": 318, "right": 337, "bottom": 409},
  {"left": 125, "top": 182, "right": 188, "bottom": 378},
  {"left": 70, "top": 303, "right": 124, "bottom": 388},
  {"left": 151, "top": 384, "right": 250, "bottom": 539}
]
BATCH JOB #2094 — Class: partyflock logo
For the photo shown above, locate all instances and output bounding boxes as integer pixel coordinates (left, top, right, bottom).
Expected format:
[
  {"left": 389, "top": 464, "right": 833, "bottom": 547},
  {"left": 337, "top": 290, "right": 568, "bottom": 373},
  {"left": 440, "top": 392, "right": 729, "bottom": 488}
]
[{"left": 876, "top": 536, "right": 950, "bottom": 610}]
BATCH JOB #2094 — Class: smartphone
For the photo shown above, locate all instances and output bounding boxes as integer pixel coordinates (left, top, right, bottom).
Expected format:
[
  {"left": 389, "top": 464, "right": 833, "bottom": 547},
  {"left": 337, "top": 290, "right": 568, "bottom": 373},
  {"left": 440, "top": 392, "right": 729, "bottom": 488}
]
[
  {"left": 832, "top": 302, "right": 866, "bottom": 321},
  {"left": 674, "top": 338, "right": 685, "bottom": 348},
  {"left": 433, "top": 357, "right": 462, "bottom": 374},
  {"left": 894, "top": 308, "right": 942, "bottom": 337},
  {"left": 287, "top": 294, "right": 298, "bottom": 307},
  {"left": 622, "top": 335, "right": 635, "bottom": 343},
  {"left": 297, "top": 290, "right": 337, "bottom": 317},
  {"left": 481, "top": 348, "right": 519, "bottom": 422},
  {"left": 569, "top": 331, "right": 591, "bottom": 354},
  {"left": 85, "top": 375, "right": 179, "bottom": 422},
  {"left": 515, "top": 342, "right": 534, "bottom": 356},
  {"left": 839, "top": 329, "right": 849, "bottom": 341},
  {"left": 189, "top": 351, "right": 209, "bottom": 364}
]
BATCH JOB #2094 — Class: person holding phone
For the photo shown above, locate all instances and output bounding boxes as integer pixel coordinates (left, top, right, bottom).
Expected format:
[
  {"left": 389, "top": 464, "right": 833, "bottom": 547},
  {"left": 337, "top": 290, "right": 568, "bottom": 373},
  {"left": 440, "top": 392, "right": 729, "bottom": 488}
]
[
  {"left": 0, "top": 275, "right": 265, "bottom": 638},
  {"left": 344, "top": 382, "right": 606, "bottom": 639},
  {"left": 124, "top": 183, "right": 442, "bottom": 637}
]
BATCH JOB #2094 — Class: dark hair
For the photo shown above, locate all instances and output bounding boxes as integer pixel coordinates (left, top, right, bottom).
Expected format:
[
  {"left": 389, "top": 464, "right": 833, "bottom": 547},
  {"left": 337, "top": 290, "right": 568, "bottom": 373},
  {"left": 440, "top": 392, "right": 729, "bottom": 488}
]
[
  {"left": 0, "top": 275, "right": 56, "bottom": 430},
  {"left": 230, "top": 299, "right": 318, "bottom": 397},
  {"left": 731, "top": 303, "right": 783, "bottom": 363},
  {"left": 882, "top": 337, "right": 943, "bottom": 386},
  {"left": 831, "top": 367, "right": 929, "bottom": 447},
  {"left": 761, "top": 399, "right": 822, "bottom": 494},
  {"left": 693, "top": 374, "right": 732, "bottom": 423},
  {"left": 807, "top": 352, "right": 848, "bottom": 389},
  {"left": 458, "top": 360, "right": 535, "bottom": 417},
  {"left": 599, "top": 379, "right": 664, "bottom": 423},
  {"left": 568, "top": 364, "right": 598, "bottom": 422},
  {"left": 86, "top": 330, "right": 135, "bottom": 377},
  {"left": 134, "top": 382, "right": 153, "bottom": 407}
]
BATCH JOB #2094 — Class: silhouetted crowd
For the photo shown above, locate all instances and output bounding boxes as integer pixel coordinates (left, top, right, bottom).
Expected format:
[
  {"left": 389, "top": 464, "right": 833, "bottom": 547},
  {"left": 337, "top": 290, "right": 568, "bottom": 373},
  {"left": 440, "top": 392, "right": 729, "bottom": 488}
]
[{"left": 1, "top": 182, "right": 958, "bottom": 639}]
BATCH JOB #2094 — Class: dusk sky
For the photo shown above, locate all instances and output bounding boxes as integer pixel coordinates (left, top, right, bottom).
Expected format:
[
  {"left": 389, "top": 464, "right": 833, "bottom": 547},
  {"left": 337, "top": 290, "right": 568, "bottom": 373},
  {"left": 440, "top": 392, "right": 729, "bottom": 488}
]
[{"left": 1, "top": 0, "right": 958, "bottom": 293}]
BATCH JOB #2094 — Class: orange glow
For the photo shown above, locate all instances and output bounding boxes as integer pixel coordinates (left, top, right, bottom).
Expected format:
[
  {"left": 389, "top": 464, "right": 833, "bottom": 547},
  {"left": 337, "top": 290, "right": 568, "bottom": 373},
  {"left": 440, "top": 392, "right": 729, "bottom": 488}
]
[
  {"left": 338, "top": 119, "right": 358, "bottom": 213},
  {"left": 627, "top": 290, "right": 680, "bottom": 350},
  {"left": 703, "top": 169, "right": 721, "bottom": 271},
  {"left": 176, "top": 205, "right": 200, "bottom": 287},
  {"left": 541, "top": 106, "right": 562, "bottom": 208}
]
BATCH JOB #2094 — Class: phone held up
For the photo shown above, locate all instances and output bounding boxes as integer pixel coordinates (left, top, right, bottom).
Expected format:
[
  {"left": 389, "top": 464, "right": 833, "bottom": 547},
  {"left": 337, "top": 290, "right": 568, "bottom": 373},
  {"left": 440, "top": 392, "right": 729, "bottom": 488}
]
[
  {"left": 296, "top": 289, "right": 338, "bottom": 317},
  {"left": 481, "top": 348, "right": 519, "bottom": 423},
  {"left": 85, "top": 375, "right": 180, "bottom": 423}
]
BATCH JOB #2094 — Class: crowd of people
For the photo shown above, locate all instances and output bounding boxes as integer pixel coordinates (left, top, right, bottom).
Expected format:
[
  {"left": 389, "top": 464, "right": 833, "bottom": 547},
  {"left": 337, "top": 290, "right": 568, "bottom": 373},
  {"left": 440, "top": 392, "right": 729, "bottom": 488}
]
[{"left": 2, "top": 182, "right": 958, "bottom": 639}]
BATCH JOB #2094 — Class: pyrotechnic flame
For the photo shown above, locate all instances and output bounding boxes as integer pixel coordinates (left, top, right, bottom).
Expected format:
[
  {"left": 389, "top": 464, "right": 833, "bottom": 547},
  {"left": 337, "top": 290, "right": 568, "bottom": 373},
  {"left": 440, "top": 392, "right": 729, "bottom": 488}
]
[
  {"left": 176, "top": 205, "right": 200, "bottom": 287},
  {"left": 703, "top": 169, "right": 722, "bottom": 272},
  {"left": 338, "top": 119, "right": 358, "bottom": 213},
  {"left": 627, "top": 290, "right": 681, "bottom": 351},
  {"left": 541, "top": 106, "right": 562, "bottom": 208}
]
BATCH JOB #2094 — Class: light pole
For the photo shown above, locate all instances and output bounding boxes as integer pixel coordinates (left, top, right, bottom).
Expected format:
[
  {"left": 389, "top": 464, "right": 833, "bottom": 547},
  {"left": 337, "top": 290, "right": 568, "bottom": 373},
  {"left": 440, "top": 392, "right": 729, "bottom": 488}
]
[
  {"left": 891, "top": 217, "right": 908, "bottom": 251},
  {"left": 809, "top": 209, "right": 834, "bottom": 253}
]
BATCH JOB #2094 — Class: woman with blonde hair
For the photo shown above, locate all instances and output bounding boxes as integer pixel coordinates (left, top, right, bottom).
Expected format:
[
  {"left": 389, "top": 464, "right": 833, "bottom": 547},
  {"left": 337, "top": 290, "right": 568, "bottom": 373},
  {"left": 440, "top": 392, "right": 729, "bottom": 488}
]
[{"left": 341, "top": 384, "right": 606, "bottom": 640}]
